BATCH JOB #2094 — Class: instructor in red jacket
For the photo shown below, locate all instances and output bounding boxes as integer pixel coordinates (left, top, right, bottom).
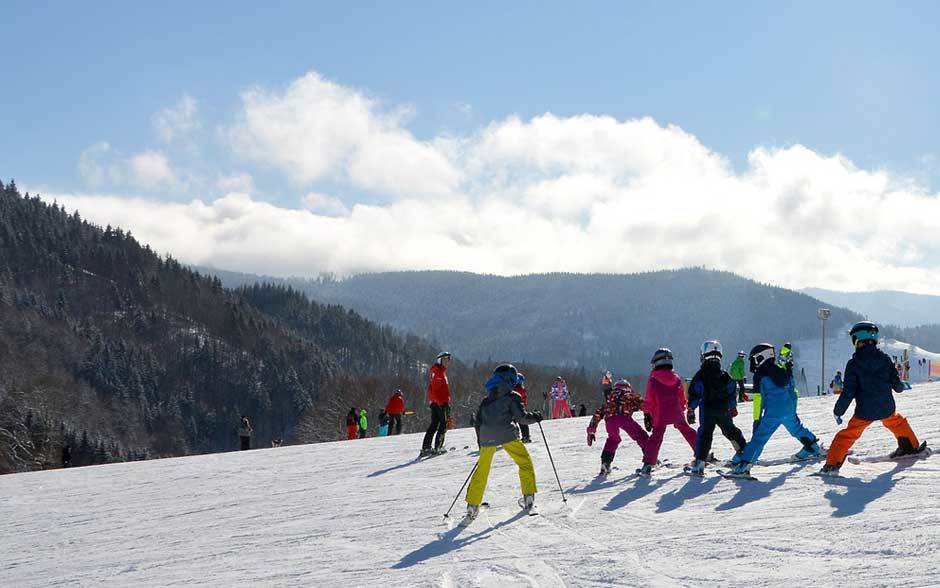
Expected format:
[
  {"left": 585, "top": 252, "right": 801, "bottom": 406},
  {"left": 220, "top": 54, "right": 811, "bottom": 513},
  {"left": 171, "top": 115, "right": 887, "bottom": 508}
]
[
  {"left": 421, "top": 352, "right": 452, "bottom": 456},
  {"left": 385, "top": 389, "right": 405, "bottom": 435}
]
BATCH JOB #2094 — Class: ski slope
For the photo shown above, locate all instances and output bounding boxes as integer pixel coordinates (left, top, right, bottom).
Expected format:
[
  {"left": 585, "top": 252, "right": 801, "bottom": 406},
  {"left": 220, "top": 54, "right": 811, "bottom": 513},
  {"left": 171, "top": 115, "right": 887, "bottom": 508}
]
[{"left": 2, "top": 387, "right": 940, "bottom": 587}]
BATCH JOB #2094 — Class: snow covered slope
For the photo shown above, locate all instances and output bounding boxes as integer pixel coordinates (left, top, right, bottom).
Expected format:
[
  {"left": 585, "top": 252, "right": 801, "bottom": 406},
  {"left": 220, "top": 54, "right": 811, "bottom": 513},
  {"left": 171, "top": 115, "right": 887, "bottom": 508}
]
[{"left": 3, "top": 388, "right": 940, "bottom": 587}]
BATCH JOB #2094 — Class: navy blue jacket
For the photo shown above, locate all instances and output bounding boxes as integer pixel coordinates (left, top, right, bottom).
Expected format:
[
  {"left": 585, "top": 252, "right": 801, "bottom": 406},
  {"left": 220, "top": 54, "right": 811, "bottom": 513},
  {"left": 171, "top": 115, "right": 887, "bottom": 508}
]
[
  {"left": 835, "top": 345, "right": 904, "bottom": 421},
  {"left": 688, "top": 359, "right": 737, "bottom": 416}
]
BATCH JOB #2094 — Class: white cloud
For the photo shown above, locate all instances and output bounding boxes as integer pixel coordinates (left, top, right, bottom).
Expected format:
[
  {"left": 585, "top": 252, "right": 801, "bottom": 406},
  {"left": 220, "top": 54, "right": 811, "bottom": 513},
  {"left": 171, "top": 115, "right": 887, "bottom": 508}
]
[
  {"left": 78, "top": 144, "right": 175, "bottom": 190},
  {"left": 153, "top": 95, "right": 199, "bottom": 144},
  {"left": 216, "top": 173, "right": 255, "bottom": 193},
  {"left": 57, "top": 70, "right": 940, "bottom": 294},
  {"left": 129, "top": 151, "right": 174, "bottom": 187}
]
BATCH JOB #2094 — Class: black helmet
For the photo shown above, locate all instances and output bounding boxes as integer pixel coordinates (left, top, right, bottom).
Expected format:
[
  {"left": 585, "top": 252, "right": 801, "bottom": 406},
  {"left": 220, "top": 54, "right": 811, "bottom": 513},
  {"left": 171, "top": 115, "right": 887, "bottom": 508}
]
[
  {"left": 748, "top": 343, "right": 775, "bottom": 373},
  {"left": 493, "top": 363, "right": 519, "bottom": 384},
  {"left": 651, "top": 347, "right": 674, "bottom": 368},
  {"left": 849, "top": 321, "right": 879, "bottom": 345}
]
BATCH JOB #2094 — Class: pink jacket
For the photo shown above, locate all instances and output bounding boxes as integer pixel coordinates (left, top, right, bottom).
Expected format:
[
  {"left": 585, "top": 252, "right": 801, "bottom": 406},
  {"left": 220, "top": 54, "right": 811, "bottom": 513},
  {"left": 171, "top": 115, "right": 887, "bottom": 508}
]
[
  {"left": 642, "top": 368, "right": 687, "bottom": 426},
  {"left": 550, "top": 382, "right": 569, "bottom": 401}
]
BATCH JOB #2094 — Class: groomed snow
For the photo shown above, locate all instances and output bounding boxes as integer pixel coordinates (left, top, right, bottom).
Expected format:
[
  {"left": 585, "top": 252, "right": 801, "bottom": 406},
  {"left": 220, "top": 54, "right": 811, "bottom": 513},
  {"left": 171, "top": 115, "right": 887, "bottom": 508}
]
[{"left": 2, "top": 386, "right": 939, "bottom": 587}]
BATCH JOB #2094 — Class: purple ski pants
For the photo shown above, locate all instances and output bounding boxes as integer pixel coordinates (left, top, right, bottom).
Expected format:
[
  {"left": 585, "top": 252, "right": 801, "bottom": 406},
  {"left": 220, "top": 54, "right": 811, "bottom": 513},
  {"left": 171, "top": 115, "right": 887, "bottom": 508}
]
[{"left": 603, "top": 414, "right": 649, "bottom": 456}]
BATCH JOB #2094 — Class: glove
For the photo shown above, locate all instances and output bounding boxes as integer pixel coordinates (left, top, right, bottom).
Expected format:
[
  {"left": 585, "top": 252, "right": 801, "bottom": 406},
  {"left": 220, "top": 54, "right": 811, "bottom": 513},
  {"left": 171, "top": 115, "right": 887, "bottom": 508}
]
[
  {"left": 834, "top": 413, "right": 843, "bottom": 426},
  {"left": 729, "top": 407, "right": 738, "bottom": 418},
  {"left": 587, "top": 431, "right": 595, "bottom": 446},
  {"left": 531, "top": 411, "right": 543, "bottom": 423},
  {"left": 643, "top": 413, "right": 653, "bottom": 432},
  {"left": 686, "top": 408, "right": 696, "bottom": 425}
]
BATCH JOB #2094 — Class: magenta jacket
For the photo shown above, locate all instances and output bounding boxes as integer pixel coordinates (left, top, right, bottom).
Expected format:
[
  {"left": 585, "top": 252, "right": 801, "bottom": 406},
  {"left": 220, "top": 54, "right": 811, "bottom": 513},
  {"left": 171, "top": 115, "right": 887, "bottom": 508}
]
[{"left": 642, "top": 368, "right": 687, "bottom": 426}]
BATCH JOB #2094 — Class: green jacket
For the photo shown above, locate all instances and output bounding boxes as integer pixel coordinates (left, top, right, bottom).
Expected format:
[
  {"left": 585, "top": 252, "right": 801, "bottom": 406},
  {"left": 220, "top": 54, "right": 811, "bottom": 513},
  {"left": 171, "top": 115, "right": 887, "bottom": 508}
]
[
  {"left": 729, "top": 357, "right": 746, "bottom": 381},
  {"left": 358, "top": 411, "right": 368, "bottom": 430}
]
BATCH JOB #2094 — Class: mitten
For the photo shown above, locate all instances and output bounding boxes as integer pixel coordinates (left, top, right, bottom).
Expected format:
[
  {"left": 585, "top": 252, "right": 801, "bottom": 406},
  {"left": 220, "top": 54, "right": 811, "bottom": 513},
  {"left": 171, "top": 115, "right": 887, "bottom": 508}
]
[
  {"left": 834, "top": 413, "right": 843, "bottom": 426},
  {"left": 587, "top": 431, "right": 595, "bottom": 446},
  {"left": 686, "top": 408, "right": 696, "bottom": 424},
  {"left": 729, "top": 408, "right": 738, "bottom": 418}
]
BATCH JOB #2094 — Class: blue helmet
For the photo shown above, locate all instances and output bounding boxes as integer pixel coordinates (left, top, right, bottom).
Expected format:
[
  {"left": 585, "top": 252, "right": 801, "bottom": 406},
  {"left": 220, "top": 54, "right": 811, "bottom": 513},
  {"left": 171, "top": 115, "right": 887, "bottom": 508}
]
[{"left": 849, "top": 321, "right": 879, "bottom": 345}]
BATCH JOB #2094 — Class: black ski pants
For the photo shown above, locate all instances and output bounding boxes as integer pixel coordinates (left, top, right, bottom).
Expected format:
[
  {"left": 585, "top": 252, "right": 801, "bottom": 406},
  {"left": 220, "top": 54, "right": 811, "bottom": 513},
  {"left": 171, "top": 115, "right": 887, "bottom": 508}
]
[
  {"left": 519, "top": 423, "right": 531, "bottom": 441},
  {"left": 240, "top": 436, "right": 250, "bottom": 451},
  {"left": 735, "top": 379, "right": 747, "bottom": 402},
  {"left": 388, "top": 413, "right": 402, "bottom": 435},
  {"left": 422, "top": 403, "right": 448, "bottom": 450},
  {"left": 694, "top": 413, "right": 746, "bottom": 461}
]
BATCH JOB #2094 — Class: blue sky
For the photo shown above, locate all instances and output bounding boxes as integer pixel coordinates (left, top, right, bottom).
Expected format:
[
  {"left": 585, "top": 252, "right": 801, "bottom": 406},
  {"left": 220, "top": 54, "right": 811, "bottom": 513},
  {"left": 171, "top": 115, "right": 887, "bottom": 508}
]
[{"left": 4, "top": 2, "right": 940, "bottom": 292}]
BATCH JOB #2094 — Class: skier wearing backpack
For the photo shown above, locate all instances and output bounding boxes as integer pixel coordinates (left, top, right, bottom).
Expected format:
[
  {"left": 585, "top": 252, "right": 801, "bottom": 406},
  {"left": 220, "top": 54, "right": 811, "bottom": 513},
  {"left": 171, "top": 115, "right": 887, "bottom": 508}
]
[
  {"left": 421, "top": 352, "right": 452, "bottom": 456},
  {"left": 639, "top": 348, "right": 698, "bottom": 476},
  {"left": 726, "top": 343, "right": 822, "bottom": 477},
  {"left": 463, "top": 364, "right": 543, "bottom": 524},
  {"left": 587, "top": 379, "right": 647, "bottom": 476},
  {"left": 550, "top": 376, "right": 573, "bottom": 418},
  {"left": 729, "top": 351, "right": 748, "bottom": 402},
  {"left": 686, "top": 341, "right": 747, "bottom": 475},
  {"left": 818, "top": 322, "right": 924, "bottom": 476}
]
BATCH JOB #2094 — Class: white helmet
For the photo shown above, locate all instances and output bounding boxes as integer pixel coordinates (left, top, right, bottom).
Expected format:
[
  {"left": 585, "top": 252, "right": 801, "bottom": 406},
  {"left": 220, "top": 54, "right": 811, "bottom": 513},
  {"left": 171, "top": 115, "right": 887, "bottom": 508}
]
[{"left": 700, "top": 340, "right": 722, "bottom": 363}]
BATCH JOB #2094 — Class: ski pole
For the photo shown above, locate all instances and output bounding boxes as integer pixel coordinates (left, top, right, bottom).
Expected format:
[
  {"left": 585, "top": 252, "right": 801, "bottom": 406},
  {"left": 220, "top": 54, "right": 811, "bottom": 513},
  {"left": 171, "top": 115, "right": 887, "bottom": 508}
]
[
  {"left": 443, "top": 462, "right": 478, "bottom": 519},
  {"left": 537, "top": 421, "right": 567, "bottom": 503}
]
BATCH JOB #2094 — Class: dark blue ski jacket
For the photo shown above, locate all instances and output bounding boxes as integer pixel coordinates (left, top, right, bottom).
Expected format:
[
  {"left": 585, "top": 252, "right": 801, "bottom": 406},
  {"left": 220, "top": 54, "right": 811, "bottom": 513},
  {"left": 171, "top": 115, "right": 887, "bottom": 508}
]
[
  {"left": 688, "top": 359, "right": 737, "bottom": 416},
  {"left": 835, "top": 344, "right": 904, "bottom": 421}
]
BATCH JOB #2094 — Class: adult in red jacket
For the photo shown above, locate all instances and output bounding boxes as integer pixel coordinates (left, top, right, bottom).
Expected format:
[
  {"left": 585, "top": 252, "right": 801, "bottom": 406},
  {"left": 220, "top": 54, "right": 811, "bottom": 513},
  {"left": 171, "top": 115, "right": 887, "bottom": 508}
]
[
  {"left": 639, "top": 348, "right": 697, "bottom": 475},
  {"left": 345, "top": 407, "right": 358, "bottom": 440},
  {"left": 385, "top": 389, "right": 405, "bottom": 435},
  {"left": 421, "top": 352, "right": 452, "bottom": 456}
]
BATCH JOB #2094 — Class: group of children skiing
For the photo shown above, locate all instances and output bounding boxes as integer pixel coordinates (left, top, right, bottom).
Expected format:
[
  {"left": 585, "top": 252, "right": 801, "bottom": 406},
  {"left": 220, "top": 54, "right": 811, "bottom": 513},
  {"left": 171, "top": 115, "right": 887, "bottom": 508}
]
[{"left": 452, "top": 319, "right": 926, "bottom": 524}]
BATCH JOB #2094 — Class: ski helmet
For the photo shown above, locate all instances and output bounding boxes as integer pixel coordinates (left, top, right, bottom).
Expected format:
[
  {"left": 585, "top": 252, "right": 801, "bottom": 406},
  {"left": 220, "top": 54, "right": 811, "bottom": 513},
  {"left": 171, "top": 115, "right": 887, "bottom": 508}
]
[
  {"left": 748, "top": 343, "right": 775, "bottom": 373},
  {"left": 613, "top": 379, "right": 633, "bottom": 393},
  {"left": 492, "top": 363, "right": 518, "bottom": 384},
  {"left": 738, "top": 350, "right": 746, "bottom": 357},
  {"left": 651, "top": 347, "right": 674, "bottom": 368},
  {"left": 516, "top": 372, "right": 526, "bottom": 386},
  {"left": 849, "top": 321, "right": 879, "bottom": 345},
  {"left": 700, "top": 340, "right": 723, "bottom": 363},
  {"left": 436, "top": 351, "right": 452, "bottom": 361}
]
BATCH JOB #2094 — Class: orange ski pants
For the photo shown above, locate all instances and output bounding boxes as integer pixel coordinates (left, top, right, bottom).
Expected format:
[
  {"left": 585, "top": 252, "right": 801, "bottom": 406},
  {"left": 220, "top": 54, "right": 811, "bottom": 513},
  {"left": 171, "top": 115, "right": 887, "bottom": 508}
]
[{"left": 826, "top": 413, "right": 919, "bottom": 466}]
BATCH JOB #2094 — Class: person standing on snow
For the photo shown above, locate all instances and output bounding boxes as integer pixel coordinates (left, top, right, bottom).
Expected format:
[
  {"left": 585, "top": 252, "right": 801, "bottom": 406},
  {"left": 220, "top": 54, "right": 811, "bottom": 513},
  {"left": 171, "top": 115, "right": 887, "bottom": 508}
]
[
  {"left": 513, "top": 372, "right": 533, "bottom": 443},
  {"left": 385, "top": 389, "right": 405, "bottom": 435},
  {"left": 357, "top": 409, "right": 368, "bottom": 439},
  {"left": 378, "top": 410, "right": 390, "bottom": 437},
  {"left": 829, "top": 371, "right": 843, "bottom": 395},
  {"left": 421, "top": 352, "right": 452, "bottom": 456},
  {"left": 462, "top": 364, "right": 543, "bottom": 524},
  {"left": 238, "top": 416, "right": 253, "bottom": 450},
  {"left": 639, "top": 348, "right": 698, "bottom": 476},
  {"left": 726, "top": 343, "right": 822, "bottom": 477},
  {"left": 587, "top": 379, "right": 648, "bottom": 476},
  {"left": 345, "top": 408, "right": 358, "bottom": 440},
  {"left": 550, "top": 376, "right": 573, "bottom": 418},
  {"left": 729, "top": 351, "right": 748, "bottom": 402},
  {"left": 818, "top": 322, "right": 925, "bottom": 476},
  {"left": 686, "top": 341, "right": 747, "bottom": 475}
]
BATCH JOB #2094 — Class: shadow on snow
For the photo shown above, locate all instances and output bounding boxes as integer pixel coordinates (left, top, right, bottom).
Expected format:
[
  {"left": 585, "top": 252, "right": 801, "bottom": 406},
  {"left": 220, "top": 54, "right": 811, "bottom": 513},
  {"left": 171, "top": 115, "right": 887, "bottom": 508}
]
[
  {"left": 656, "top": 476, "right": 722, "bottom": 513},
  {"left": 715, "top": 465, "right": 801, "bottom": 511},
  {"left": 817, "top": 461, "right": 910, "bottom": 518},
  {"left": 603, "top": 474, "right": 682, "bottom": 511}
]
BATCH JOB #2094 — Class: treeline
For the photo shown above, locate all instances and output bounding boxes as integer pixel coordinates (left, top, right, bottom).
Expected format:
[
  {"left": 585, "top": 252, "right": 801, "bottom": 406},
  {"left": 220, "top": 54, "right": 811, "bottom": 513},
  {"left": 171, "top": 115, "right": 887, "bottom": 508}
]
[{"left": 0, "top": 180, "right": 595, "bottom": 474}]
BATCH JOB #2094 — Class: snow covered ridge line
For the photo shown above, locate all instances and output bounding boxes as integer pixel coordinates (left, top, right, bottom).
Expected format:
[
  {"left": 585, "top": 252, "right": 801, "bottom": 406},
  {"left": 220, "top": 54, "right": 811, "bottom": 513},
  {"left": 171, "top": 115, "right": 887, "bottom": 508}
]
[{"left": 2, "top": 390, "right": 940, "bottom": 587}]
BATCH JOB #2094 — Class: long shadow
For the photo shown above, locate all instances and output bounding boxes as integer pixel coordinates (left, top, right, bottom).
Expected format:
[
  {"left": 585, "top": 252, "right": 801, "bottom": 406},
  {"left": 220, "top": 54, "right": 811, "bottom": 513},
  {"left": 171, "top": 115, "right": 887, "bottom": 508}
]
[
  {"left": 565, "top": 472, "right": 630, "bottom": 496},
  {"left": 657, "top": 476, "right": 721, "bottom": 513},
  {"left": 367, "top": 458, "right": 422, "bottom": 478},
  {"left": 819, "top": 462, "right": 909, "bottom": 518},
  {"left": 393, "top": 510, "right": 529, "bottom": 569},
  {"left": 603, "top": 474, "right": 679, "bottom": 511},
  {"left": 715, "top": 465, "right": 800, "bottom": 511}
]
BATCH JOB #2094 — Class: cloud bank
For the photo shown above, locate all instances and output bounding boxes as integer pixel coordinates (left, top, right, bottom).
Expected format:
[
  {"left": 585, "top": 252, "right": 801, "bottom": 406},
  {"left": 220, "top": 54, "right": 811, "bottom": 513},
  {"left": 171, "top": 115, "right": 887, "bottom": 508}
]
[{"left": 51, "top": 71, "right": 940, "bottom": 294}]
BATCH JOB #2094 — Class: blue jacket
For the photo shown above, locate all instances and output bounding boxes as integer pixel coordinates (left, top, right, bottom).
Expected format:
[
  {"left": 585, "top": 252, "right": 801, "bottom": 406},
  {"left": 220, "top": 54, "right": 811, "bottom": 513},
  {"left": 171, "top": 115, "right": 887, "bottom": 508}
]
[
  {"left": 835, "top": 345, "right": 904, "bottom": 421},
  {"left": 753, "top": 362, "right": 798, "bottom": 419},
  {"left": 688, "top": 359, "right": 737, "bottom": 416}
]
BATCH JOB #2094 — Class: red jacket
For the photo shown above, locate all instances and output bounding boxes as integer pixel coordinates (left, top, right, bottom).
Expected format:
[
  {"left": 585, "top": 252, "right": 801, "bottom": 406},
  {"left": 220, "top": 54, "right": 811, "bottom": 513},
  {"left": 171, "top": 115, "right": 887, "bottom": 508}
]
[
  {"left": 513, "top": 384, "right": 529, "bottom": 407},
  {"left": 643, "top": 367, "right": 687, "bottom": 426},
  {"left": 385, "top": 392, "right": 405, "bottom": 415},
  {"left": 427, "top": 363, "right": 450, "bottom": 405}
]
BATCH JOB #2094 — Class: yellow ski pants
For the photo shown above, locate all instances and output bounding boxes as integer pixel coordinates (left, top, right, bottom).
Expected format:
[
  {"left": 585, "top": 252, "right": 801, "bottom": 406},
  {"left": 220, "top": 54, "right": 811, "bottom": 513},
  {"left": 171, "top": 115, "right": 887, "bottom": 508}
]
[{"left": 466, "top": 440, "right": 537, "bottom": 506}]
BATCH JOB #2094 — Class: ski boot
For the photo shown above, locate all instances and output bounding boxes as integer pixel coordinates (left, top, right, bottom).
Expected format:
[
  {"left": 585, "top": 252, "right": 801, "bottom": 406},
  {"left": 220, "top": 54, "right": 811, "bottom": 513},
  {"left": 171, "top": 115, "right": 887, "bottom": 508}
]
[
  {"left": 518, "top": 494, "right": 538, "bottom": 515},
  {"left": 635, "top": 463, "right": 653, "bottom": 477},
  {"left": 686, "top": 459, "right": 706, "bottom": 476},
  {"left": 459, "top": 503, "right": 480, "bottom": 526},
  {"left": 521, "top": 436, "right": 532, "bottom": 444},
  {"left": 599, "top": 461, "right": 612, "bottom": 476},
  {"left": 432, "top": 446, "right": 448, "bottom": 456},
  {"left": 793, "top": 441, "right": 821, "bottom": 461},
  {"left": 419, "top": 447, "right": 432, "bottom": 457},
  {"left": 889, "top": 438, "right": 922, "bottom": 459},
  {"left": 730, "top": 461, "right": 752, "bottom": 476},
  {"left": 706, "top": 452, "right": 719, "bottom": 464},
  {"left": 817, "top": 463, "right": 841, "bottom": 477}
]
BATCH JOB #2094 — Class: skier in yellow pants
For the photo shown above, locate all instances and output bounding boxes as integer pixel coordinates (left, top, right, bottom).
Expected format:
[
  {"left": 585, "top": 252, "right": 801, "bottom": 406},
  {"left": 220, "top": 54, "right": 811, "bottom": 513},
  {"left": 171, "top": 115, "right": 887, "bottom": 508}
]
[{"left": 463, "top": 364, "right": 543, "bottom": 524}]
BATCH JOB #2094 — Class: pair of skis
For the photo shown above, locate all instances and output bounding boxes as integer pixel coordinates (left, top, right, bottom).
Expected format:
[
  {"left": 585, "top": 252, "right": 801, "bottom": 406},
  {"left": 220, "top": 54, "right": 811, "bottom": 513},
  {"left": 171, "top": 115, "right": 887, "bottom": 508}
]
[{"left": 718, "top": 442, "right": 931, "bottom": 480}]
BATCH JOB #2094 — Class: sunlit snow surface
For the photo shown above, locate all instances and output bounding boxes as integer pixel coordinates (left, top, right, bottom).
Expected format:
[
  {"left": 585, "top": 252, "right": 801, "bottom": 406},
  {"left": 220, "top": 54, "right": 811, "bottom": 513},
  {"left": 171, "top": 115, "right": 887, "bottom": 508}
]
[{"left": 3, "top": 387, "right": 939, "bottom": 587}]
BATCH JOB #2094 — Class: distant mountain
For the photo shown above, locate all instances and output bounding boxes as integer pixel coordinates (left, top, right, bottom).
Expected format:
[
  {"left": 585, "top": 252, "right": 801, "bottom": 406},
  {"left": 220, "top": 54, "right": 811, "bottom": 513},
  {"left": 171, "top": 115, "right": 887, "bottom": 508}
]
[
  {"left": 204, "top": 268, "right": 866, "bottom": 377},
  {"left": 802, "top": 287, "right": 940, "bottom": 328}
]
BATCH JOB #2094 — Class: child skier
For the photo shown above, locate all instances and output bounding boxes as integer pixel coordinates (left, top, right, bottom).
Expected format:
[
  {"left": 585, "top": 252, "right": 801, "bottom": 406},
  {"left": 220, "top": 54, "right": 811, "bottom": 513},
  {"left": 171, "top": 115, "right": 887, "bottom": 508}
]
[
  {"left": 829, "top": 371, "right": 843, "bottom": 395},
  {"left": 463, "top": 364, "right": 543, "bottom": 524},
  {"left": 513, "top": 372, "right": 533, "bottom": 443},
  {"left": 422, "top": 351, "right": 451, "bottom": 456},
  {"left": 686, "top": 341, "right": 747, "bottom": 475},
  {"left": 726, "top": 343, "right": 822, "bottom": 477},
  {"left": 818, "top": 322, "right": 925, "bottom": 476},
  {"left": 550, "top": 376, "right": 573, "bottom": 418},
  {"left": 586, "top": 379, "right": 647, "bottom": 476},
  {"left": 378, "top": 410, "right": 390, "bottom": 437},
  {"left": 639, "top": 348, "right": 698, "bottom": 476}
]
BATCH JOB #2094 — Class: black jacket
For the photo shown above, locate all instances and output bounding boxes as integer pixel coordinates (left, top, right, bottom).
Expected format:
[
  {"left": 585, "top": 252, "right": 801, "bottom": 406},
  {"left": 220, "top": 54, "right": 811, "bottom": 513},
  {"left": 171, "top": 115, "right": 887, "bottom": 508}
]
[
  {"left": 835, "top": 344, "right": 904, "bottom": 421},
  {"left": 688, "top": 359, "right": 737, "bottom": 416}
]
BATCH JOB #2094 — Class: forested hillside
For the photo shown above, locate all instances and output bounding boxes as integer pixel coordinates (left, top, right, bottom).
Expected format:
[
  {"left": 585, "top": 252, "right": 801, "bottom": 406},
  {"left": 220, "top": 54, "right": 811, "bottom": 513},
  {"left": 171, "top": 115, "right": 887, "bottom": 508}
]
[
  {"left": 234, "top": 270, "right": 863, "bottom": 375},
  {"left": 0, "top": 180, "right": 597, "bottom": 474}
]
